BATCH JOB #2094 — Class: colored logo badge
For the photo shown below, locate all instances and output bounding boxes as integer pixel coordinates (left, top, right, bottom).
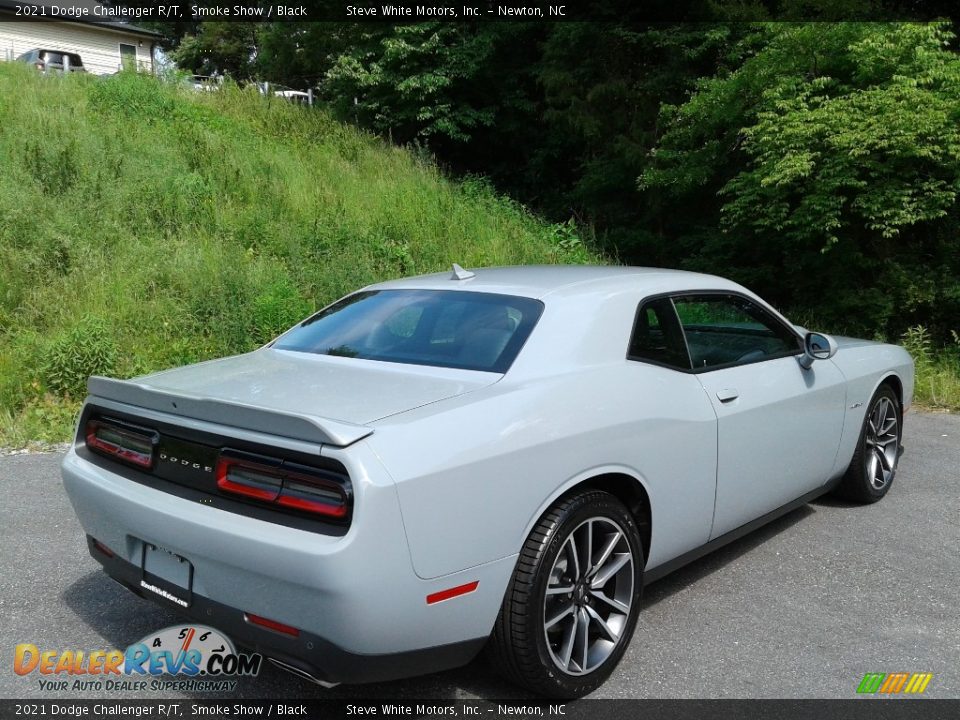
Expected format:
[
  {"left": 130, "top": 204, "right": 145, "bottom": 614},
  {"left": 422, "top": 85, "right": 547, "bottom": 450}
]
[
  {"left": 14, "top": 624, "right": 262, "bottom": 679},
  {"left": 125, "top": 625, "right": 261, "bottom": 677},
  {"left": 857, "top": 672, "right": 933, "bottom": 695}
]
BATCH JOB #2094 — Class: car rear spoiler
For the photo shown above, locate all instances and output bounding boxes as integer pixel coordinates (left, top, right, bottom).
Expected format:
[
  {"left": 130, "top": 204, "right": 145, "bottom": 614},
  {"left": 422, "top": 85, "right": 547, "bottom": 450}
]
[{"left": 86, "top": 376, "right": 374, "bottom": 447}]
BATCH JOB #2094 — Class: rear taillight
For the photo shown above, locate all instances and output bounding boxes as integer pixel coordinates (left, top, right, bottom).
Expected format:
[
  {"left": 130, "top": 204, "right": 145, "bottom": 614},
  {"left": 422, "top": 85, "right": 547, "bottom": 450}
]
[
  {"left": 216, "top": 450, "right": 349, "bottom": 519},
  {"left": 215, "top": 453, "right": 282, "bottom": 502},
  {"left": 85, "top": 418, "right": 157, "bottom": 469}
]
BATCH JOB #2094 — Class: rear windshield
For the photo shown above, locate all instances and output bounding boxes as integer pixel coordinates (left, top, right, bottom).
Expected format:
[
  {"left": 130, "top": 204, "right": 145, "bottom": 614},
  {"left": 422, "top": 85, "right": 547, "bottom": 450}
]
[{"left": 272, "top": 290, "right": 544, "bottom": 373}]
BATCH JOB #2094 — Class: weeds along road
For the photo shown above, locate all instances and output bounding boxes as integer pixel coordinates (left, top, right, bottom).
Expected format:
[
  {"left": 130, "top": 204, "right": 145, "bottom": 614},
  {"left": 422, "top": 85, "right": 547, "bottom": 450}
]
[{"left": 1, "top": 412, "right": 958, "bottom": 700}]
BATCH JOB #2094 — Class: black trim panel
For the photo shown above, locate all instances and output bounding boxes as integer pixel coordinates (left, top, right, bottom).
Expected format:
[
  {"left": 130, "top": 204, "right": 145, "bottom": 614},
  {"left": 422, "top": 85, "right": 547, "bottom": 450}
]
[
  {"left": 87, "top": 536, "right": 486, "bottom": 685},
  {"left": 77, "top": 403, "right": 352, "bottom": 536},
  {"left": 77, "top": 446, "right": 350, "bottom": 537}
]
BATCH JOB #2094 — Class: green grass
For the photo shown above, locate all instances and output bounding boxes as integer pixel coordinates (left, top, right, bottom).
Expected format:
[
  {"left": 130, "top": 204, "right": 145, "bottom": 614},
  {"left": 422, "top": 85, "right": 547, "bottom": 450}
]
[
  {"left": 900, "top": 327, "right": 960, "bottom": 411},
  {"left": 0, "top": 65, "right": 595, "bottom": 446},
  {"left": 0, "top": 66, "right": 955, "bottom": 447}
]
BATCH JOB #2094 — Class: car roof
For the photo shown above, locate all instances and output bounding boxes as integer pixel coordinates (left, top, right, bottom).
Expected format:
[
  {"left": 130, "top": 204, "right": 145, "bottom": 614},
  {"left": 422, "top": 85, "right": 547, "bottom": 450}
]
[{"left": 365, "top": 265, "right": 747, "bottom": 300}]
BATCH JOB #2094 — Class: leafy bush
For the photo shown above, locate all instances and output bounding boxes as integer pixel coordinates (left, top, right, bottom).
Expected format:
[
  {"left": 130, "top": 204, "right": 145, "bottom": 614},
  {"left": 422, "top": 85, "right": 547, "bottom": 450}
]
[
  {"left": 249, "top": 278, "right": 312, "bottom": 346},
  {"left": 24, "top": 136, "right": 82, "bottom": 193},
  {"left": 901, "top": 325, "right": 960, "bottom": 410},
  {"left": 643, "top": 22, "right": 960, "bottom": 341},
  {"left": 42, "top": 317, "right": 118, "bottom": 399}
]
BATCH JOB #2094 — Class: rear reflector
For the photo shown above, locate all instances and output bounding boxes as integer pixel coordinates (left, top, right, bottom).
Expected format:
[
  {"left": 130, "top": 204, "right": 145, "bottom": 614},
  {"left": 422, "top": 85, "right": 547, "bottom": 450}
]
[
  {"left": 244, "top": 613, "right": 300, "bottom": 637},
  {"left": 426, "top": 581, "right": 479, "bottom": 605},
  {"left": 85, "top": 418, "right": 157, "bottom": 470},
  {"left": 92, "top": 539, "right": 115, "bottom": 558}
]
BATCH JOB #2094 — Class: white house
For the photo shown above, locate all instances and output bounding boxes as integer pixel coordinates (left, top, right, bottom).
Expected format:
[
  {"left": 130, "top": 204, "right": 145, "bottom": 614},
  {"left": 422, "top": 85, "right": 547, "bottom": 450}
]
[{"left": 0, "top": 0, "right": 158, "bottom": 75}]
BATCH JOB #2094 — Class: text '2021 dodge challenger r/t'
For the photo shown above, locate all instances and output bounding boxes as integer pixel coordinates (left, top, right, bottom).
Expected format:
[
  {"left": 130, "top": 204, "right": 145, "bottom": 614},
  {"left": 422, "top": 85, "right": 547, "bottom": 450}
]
[{"left": 62, "top": 265, "right": 914, "bottom": 697}]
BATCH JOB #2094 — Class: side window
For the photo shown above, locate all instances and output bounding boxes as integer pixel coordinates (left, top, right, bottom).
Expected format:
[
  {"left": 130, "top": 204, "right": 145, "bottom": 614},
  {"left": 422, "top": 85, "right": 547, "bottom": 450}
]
[
  {"left": 628, "top": 298, "right": 690, "bottom": 370},
  {"left": 673, "top": 294, "right": 800, "bottom": 370}
]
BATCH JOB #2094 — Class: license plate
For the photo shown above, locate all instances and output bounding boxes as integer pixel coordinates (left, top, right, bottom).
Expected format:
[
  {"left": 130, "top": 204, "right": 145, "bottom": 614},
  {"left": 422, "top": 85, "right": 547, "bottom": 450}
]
[{"left": 140, "top": 542, "right": 193, "bottom": 608}]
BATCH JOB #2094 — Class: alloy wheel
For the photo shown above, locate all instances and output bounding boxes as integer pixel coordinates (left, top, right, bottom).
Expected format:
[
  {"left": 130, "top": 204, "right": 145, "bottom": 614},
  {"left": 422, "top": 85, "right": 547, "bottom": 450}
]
[
  {"left": 865, "top": 395, "right": 899, "bottom": 490},
  {"left": 542, "top": 517, "right": 635, "bottom": 676}
]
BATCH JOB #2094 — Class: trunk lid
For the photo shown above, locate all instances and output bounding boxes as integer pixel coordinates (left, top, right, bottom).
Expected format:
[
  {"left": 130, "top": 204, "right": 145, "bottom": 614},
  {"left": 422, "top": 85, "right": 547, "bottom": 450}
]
[{"left": 88, "top": 349, "right": 498, "bottom": 445}]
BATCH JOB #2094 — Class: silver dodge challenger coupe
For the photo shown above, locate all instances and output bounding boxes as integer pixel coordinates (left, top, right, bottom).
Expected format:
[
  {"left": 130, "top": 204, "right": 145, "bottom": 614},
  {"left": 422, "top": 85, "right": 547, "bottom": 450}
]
[{"left": 62, "top": 265, "right": 914, "bottom": 698}]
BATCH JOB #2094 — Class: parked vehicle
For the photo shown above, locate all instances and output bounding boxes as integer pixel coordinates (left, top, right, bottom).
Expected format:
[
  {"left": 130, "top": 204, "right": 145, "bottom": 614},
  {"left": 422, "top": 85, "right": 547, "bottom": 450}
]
[
  {"left": 62, "top": 265, "right": 913, "bottom": 698},
  {"left": 274, "top": 89, "right": 311, "bottom": 105},
  {"left": 253, "top": 82, "right": 313, "bottom": 105},
  {"left": 182, "top": 74, "right": 221, "bottom": 92},
  {"left": 16, "top": 48, "right": 87, "bottom": 73}
]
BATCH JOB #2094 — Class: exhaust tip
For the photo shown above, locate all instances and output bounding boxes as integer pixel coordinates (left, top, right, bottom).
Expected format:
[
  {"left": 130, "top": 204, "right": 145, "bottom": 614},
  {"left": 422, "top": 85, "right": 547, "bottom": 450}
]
[{"left": 268, "top": 658, "right": 339, "bottom": 688}]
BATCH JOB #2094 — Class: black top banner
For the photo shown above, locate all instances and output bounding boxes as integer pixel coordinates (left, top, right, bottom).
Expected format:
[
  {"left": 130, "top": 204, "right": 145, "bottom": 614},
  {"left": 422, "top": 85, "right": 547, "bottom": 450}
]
[{"left": 1, "top": 0, "right": 959, "bottom": 23}]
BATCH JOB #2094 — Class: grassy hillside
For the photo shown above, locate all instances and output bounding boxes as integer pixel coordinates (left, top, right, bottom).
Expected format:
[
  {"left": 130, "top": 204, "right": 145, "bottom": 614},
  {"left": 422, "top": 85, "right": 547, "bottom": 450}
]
[{"left": 0, "top": 64, "right": 595, "bottom": 446}]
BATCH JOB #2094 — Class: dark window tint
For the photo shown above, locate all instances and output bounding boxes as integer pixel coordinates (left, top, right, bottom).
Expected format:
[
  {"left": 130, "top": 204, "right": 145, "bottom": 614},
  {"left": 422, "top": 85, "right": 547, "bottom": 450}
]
[
  {"left": 628, "top": 298, "right": 690, "bottom": 370},
  {"left": 272, "top": 290, "right": 543, "bottom": 373},
  {"left": 38, "top": 51, "right": 83, "bottom": 68},
  {"left": 673, "top": 294, "right": 800, "bottom": 370}
]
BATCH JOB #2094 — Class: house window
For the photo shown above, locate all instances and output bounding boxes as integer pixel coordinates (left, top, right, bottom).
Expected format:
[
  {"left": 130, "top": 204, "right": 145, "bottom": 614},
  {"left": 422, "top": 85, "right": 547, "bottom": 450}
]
[{"left": 119, "top": 44, "right": 136, "bottom": 71}]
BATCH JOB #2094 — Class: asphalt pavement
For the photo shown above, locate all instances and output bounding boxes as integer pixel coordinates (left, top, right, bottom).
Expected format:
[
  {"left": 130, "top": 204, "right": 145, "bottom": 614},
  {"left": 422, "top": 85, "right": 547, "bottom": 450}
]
[{"left": 1, "top": 412, "right": 957, "bottom": 700}]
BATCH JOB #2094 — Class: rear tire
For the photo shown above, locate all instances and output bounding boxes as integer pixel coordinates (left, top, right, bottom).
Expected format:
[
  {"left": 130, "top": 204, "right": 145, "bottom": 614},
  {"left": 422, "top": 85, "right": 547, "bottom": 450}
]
[
  {"left": 833, "top": 384, "right": 902, "bottom": 503},
  {"left": 486, "top": 490, "right": 643, "bottom": 698}
]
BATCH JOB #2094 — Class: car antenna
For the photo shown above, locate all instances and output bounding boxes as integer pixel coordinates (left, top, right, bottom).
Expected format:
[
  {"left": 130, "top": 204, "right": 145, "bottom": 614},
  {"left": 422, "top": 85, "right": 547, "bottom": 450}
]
[{"left": 450, "top": 263, "right": 476, "bottom": 280}]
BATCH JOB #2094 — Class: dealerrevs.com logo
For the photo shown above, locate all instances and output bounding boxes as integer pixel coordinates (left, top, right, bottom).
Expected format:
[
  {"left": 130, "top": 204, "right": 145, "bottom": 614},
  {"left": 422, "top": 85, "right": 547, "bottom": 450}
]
[{"left": 14, "top": 625, "right": 262, "bottom": 692}]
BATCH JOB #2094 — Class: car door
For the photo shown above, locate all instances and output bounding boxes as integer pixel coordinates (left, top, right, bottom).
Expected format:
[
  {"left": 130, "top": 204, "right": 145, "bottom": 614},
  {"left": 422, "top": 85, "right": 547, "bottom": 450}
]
[{"left": 671, "top": 293, "right": 847, "bottom": 539}]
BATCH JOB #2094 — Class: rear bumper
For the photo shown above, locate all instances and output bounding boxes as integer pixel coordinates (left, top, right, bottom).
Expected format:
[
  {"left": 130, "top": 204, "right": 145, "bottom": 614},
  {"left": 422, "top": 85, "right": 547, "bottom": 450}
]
[
  {"left": 61, "top": 443, "right": 516, "bottom": 683},
  {"left": 87, "top": 536, "right": 485, "bottom": 685}
]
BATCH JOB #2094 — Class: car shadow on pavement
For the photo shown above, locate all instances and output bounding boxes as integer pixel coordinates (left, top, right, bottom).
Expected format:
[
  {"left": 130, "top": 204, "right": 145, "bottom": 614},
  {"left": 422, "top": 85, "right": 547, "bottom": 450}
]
[
  {"left": 640, "top": 505, "right": 815, "bottom": 609},
  {"left": 62, "top": 571, "right": 183, "bottom": 648},
  {"left": 62, "top": 503, "right": 822, "bottom": 701},
  {"left": 808, "top": 495, "right": 864, "bottom": 508},
  {"left": 62, "top": 570, "right": 530, "bottom": 700}
]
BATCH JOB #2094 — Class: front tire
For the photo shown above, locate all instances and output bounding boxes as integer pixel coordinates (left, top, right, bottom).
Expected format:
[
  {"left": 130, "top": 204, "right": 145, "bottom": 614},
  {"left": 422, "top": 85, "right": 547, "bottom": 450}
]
[
  {"left": 487, "top": 490, "right": 643, "bottom": 698},
  {"left": 834, "top": 384, "right": 902, "bottom": 503}
]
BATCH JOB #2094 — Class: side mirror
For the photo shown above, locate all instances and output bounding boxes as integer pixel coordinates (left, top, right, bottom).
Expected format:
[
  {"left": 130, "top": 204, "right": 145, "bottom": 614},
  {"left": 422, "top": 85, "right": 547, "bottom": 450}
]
[{"left": 799, "top": 331, "right": 838, "bottom": 369}]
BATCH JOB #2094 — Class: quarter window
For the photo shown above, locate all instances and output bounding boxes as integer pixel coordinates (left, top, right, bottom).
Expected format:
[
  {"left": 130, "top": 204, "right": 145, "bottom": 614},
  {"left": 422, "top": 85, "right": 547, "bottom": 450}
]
[
  {"left": 673, "top": 294, "right": 800, "bottom": 370},
  {"left": 628, "top": 298, "right": 690, "bottom": 370}
]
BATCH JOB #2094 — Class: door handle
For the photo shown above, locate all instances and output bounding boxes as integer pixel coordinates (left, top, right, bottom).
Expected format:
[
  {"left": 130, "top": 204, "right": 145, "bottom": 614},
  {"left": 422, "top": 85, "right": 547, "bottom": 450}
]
[{"left": 716, "top": 388, "right": 739, "bottom": 403}]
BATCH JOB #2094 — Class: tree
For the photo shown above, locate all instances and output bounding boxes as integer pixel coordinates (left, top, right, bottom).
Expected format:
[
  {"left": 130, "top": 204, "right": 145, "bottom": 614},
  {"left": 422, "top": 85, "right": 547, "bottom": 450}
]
[
  {"left": 322, "top": 24, "right": 502, "bottom": 143},
  {"left": 170, "top": 23, "right": 259, "bottom": 80},
  {"left": 255, "top": 22, "right": 356, "bottom": 90},
  {"left": 535, "top": 23, "right": 743, "bottom": 250},
  {"left": 643, "top": 22, "right": 960, "bottom": 337}
]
